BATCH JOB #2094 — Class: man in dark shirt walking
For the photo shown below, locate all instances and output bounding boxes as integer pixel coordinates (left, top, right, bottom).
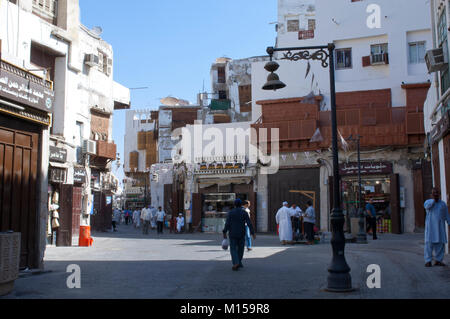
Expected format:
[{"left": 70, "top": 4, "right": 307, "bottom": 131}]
[
  {"left": 366, "top": 199, "right": 378, "bottom": 240},
  {"left": 223, "top": 199, "right": 256, "bottom": 271}
]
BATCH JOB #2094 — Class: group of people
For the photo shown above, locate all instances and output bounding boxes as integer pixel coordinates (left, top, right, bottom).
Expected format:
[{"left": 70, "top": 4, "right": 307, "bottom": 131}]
[
  {"left": 112, "top": 205, "right": 185, "bottom": 235},
  {"left": 275, "top": 201, "right": 316, "bottom": 245}
]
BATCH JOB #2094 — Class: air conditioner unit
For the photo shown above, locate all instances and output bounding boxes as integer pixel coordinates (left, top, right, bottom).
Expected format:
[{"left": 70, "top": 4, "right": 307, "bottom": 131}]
[
  {"left": 425, "top": 48, "right": 449, "bottom": 73},
  {"left": 84, "top": 54, "right": 99, "bottom": 67},
  {"left": 82, "top": 139, "right": 97, "bottom": 155}
]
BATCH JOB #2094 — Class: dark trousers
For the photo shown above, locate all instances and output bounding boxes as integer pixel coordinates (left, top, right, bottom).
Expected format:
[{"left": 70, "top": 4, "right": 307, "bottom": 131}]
[
  {"left": 367, "top": 217, "right": 377, "bottom": 239},
  {"left": 157, "top": 221, "right": 164, "bottom": 234},
  {"left": 112, "top": 221, "right": 117, "bottom": 231},
  {"left": 143, "top": 221, "right": 150, "bottom": 234},
  {"left": 229, "top": 237, "right": 245, "bottom": 266},
  {"left": 304, "top": 222, "right": 315, "bottom": 242}
]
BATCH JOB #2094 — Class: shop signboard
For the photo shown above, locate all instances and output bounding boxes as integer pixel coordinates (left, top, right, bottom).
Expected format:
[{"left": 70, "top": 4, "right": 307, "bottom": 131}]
[
  {"left": 49, "top": 146, "right": 67, "bottom": 163},
  {"left": 0, "top": 60, "right": 54, "bottom": 113},
  {"left": 340, "top": 162, "right": 393, "bottom": 176},
  {"left": 73, "top": 168, "right": 87, "bottom": 184}
]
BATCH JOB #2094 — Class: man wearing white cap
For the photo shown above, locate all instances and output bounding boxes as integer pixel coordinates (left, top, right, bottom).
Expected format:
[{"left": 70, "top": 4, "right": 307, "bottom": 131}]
[{"left": 276, "top": 201, "right": 295, "bottom": 245}]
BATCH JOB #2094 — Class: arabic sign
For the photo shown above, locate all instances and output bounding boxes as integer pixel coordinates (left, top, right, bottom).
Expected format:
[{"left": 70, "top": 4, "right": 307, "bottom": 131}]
[
  {"left": 340, "top": 162, "right": 393, "bottom": 176},
  {"left": 0, "top": 61, "right": 54, "bottom": 112},
  {"left": 49, "top": 146, "right": 67, "bottom": 163},
  {"left": 73, "top": 168, "right": 87, "bottom": 184}
]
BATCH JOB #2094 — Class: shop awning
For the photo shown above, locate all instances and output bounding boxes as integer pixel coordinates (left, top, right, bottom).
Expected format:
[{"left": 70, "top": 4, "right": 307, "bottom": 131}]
[
  {"left": 49, "top": 162, "right": 70, "bottom": 169},
  {"left": 197, "top": 177, "right": 252, "bottom": 188}
]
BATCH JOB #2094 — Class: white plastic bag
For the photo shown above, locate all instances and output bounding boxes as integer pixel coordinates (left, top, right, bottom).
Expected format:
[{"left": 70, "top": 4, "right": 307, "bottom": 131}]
[{"left": 222, "top": 239, "right": 229, "bottom": 251}]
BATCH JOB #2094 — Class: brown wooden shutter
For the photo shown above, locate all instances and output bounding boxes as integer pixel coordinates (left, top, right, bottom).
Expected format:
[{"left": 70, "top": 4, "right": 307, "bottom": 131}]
[
  {"left": 239, "top": 85, "right": 252, "bottom": 113},
  {"left": 137, "top": 131, "right": 146, "bottom": 150},
  {"left": 129, "top": 151, "right": 139, "bottom": 170},
  {"left": 432, "top": 143, "right": 441, "bottom": 188},
  {"left": 390, "top": 174, "right": 401, "bottom": 234},
  {"left": 362, "top": 56, "right": 371, "bottom": 67}
]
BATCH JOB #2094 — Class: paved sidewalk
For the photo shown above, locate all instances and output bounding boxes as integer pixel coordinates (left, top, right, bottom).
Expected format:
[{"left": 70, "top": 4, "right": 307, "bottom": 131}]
[{"left": 2, "top": 224, "right": 449, "bottom": 299}]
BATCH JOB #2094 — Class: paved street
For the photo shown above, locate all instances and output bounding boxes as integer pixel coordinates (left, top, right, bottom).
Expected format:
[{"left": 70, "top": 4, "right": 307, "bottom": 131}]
[{"left": 2, "top": 224, "right": 449, "bottom": 299}]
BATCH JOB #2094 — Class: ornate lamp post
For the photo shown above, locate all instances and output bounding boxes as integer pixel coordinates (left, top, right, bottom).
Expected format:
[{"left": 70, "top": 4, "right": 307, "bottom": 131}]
[
  {"left": 348, "top": 135, "right": 368, "bottom": 244},
  {"left": 262, "top": 44, "right": 353, "bottom": 292}
]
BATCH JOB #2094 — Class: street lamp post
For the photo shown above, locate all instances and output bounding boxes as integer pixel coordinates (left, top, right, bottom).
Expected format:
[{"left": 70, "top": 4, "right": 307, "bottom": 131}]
[
  {"left": 348, "top": 135, "right": 368, "bottom": 244},
  {"left": 262, "top": 44, "right": 353, "bottom": 292}
]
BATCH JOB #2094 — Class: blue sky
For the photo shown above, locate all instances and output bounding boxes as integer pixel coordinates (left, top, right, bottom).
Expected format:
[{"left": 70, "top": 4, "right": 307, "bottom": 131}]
[{"left": 79, "top": 0, "right": 277, "bottom": 184}]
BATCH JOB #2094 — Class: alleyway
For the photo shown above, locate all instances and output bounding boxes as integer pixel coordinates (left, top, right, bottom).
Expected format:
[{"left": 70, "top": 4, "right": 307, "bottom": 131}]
[{"left": 2, "top": 225, "right": 449, "bottom": 299}]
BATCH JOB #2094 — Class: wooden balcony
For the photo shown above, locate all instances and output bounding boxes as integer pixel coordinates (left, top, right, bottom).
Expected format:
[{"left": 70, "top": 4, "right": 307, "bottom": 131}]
[
  {"left": 252, "top": 99, "right": 425, "bottom": 153},
  {"left": 96, "top": 141, "right": 117, "bottom": 160}
]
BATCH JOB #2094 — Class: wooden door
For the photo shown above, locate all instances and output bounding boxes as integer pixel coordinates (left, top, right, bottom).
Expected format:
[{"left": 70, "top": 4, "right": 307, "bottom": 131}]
[
  {"left": 432, "top": 143, "right": 441, "bottom": 188},
  {"left": 57, "top": 184, "right": 73, "bottom": 247},
  {"left": 192, "top": 193, "right": 202, "bottom": 231},
  {"left": 268, "top": 168, "right": 321, "bottom": 233},
  {"left": 72, "top": 187, "right": 82, "bottom": 236},
  {"left": 413, "top": 169, "right": 425, "bottom": 229},
  {"left": 390, "top": 174, "right": 401, "bottom": 234},
  {"left": 0, "top": 119, "right": 40, "bottom": 268}
]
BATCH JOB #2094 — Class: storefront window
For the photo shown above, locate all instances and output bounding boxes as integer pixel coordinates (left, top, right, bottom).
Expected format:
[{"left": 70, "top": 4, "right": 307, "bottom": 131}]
[{"left": 341, "top": 175, "right": 391, "bottom": 220}]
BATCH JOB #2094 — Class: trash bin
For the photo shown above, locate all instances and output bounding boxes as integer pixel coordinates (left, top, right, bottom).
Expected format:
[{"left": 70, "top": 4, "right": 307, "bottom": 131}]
[
  {"left": 78, "top": 226, "right": 93, "bottom": 247},
  {"left": 0, "top": 232, "right": 21, "bottom": 296}
]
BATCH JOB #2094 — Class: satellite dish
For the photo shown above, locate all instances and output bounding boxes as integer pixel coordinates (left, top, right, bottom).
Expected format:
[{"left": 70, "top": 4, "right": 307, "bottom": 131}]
[{"left": 91, "top": 26, "right": 103, "bottom": 36}]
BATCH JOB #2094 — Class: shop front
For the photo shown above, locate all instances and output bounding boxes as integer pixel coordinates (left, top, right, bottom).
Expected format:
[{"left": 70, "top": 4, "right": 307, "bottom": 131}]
[
  {"left": 0, "top": 57, "right": 53, "bottom": 268},
  {"left": 191, "top": 161, "right": 257, "bottom": 233},
  {"left": 339, "top": 162, "right": 400, "bottom": 234}
]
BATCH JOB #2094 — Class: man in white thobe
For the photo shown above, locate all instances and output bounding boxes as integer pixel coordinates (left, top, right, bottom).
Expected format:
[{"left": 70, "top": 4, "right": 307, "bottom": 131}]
[
  {"left": 424, "top": 187, "right": 450, "bottom": 267},
  {"left": 150, "top": 206, "right": 158, "bottom": 229},
  {"left": 133, "top": 209, "right": 141, "bottom": 228},
  {"left": 276, "top": 202, "right": 296, "bottom": 245},
  {"left": 176, "top": 213, "right": 185, "bottom": 233}
]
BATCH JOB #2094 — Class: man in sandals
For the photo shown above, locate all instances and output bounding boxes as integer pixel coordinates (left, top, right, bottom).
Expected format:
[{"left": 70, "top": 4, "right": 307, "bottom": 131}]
[{"left": 424, "top": 188, "right": 450, "bottom": 267}]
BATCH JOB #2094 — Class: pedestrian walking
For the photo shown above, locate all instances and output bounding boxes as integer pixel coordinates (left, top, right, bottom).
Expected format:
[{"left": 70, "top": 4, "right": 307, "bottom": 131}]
[
  {"left": 303, "top": 201, "right": 316, "bottom": 244},
  {"left": 290, "top": 204, "right": 303, "bottom": 240},
  {"left": 112, "top": 207, "right": 121, "bottom": 232},
  {"left": 223, "top": 199, "right": 256, "bottom": 271},
  {"left": 424, "top": 187, "right": 450, "bottom": 267},
  {"left": 365, "top": 199, "right": 378, "bottom": 240},
  {"left": 142, "top": 205, "right": 151, "bottom": 235},
  {"left": 243, "top": 200, "right": 253, "bottom": 251},
  {"left": 276, "top": 202, "right": 296, "bottom": 245},
  {"left": 176, "top": 213, "right": 185, "bottom": 233},
  {"left": 156, "top": 207, "right": 166, "bottom": 234},
  {"left": 133, "top": 208, "right": 141, "bottom": 228},
  {"left": 150, "top": 206, "right": 157, "bottom": 230},
  {"left": 170, "top": 213, "right": 177, "bottom": 233}
]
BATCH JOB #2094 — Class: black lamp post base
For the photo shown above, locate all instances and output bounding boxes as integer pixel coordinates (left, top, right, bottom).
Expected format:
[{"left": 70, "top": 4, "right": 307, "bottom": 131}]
[{"left": 326, "top": 273, "right": 354, "bottom": 292}]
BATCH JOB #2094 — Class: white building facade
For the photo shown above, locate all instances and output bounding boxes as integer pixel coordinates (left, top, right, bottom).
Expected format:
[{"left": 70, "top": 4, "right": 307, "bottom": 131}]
[
  {"left": 249, "top": 0, "right": 433, "bottom": 234},
  {"left": 0, "top": 0, "right": 129, "bottom": 260}
]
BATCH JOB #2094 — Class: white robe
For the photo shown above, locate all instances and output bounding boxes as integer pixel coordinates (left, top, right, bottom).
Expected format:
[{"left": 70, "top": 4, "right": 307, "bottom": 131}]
[
  {"left": 276, "top": 206, "right": 295, "bottom": 241},
  {"left": 176, "top": 217, "right": 185, "bottom": 232}
]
